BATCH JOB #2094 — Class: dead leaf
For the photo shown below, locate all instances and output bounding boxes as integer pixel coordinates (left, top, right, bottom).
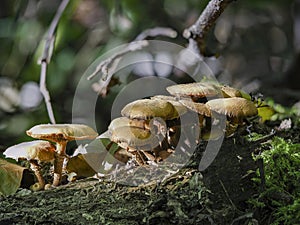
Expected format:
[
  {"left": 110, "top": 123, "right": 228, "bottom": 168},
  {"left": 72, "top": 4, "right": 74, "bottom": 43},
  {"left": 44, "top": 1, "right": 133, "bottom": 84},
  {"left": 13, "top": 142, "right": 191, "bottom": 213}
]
[
  {"left": 66, "top": 154, "right": 97, "bottom": 178},
  {"left": 0, "top": 158, "right": 26, "bottom": 196}
]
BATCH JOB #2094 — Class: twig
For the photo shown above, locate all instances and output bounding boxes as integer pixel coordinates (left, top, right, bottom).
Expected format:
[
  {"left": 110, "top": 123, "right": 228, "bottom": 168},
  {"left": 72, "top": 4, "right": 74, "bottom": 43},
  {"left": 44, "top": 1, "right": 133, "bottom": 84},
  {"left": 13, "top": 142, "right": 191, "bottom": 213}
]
[
  {"left": 257, "top": 157, "right": 266, "bottom": 191},
  {"left": 251, "top": 130, "right": 276, "bottom": 148},
  {"left": 87, "top": 27, "right": 177, "bottom": 82},
  {"left": 230, "top": 213, "right": 255, "bottom": 225},
  {"left": 87, "top": 40, "right": 149, "bottom": 81},
  {"left": 134, "top": 27, "right": 177, "bottom": 41},
  {"left": 219, "top": 179, "right": 237, "bottom": 210},
  {"left": 38, "top": 0, "right": 70, "bottom": 124},
  {"left": 183, "top": 0, "right": 235, "bottom": 56}
]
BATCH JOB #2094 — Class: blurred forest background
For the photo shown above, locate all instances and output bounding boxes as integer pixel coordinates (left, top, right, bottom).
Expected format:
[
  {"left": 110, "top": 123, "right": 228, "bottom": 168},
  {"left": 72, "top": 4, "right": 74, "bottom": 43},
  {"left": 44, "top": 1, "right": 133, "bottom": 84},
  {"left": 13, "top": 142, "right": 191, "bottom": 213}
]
[{"left": 0, "top": 0, "right": 299, "bottom": 152}]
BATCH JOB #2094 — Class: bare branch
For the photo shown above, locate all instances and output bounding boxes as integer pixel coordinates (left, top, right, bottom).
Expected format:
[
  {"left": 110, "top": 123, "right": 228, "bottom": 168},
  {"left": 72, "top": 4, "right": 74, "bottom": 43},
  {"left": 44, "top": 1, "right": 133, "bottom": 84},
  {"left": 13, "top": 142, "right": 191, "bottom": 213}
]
[
  {"left": 38, "top": 0, "right": 70, "bottom": 124},
  {"left": 87, "top": 40, "right": 149, "bottom": 81},
  {"left": 134, "top": 27, "right": 177, "bottom": 41},
  {"left": 87, "top": 27, "right": 177, "bottom": 96},
  {"left": 39, "top": 63, "right": 56, "bottom": 124},
  {"left": 183, "top": 0, "right": 235, "bottom": 56},
  {"left": 87, "top": 27, "right": 177, "bottom": 84}
]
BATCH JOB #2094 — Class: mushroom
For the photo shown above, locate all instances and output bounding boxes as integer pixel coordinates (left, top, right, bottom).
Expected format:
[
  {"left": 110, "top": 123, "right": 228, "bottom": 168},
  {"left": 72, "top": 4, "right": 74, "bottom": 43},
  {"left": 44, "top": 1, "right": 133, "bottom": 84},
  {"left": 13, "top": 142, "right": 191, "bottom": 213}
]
[
  {"left": 178, "top": 99, "right": 211, "bottom": 117},
  {"left": 206, "top": 97, "right": 258, "bottom": 125},
  {"left": 108, "top": 117, "right": 133, "bottom": 131},
  {"left": 121, "top": 99, "right": 179, "bottom": 121},
  {"left": 220, "top": 85, "right": 242, "bottom": 98},
  {"left": 26, "top": 124, "right": 98, "bottom": 186},
  {"left": 3, "top": 140, "right": 56, "bottom": 190},
  {"left": 150, "top": 95, "right": 188, "bottom": 116},
  {"left": 110, "top": 126, "right": 159, "bottom": 165},
  {"left": 166, "top": 82, "right": 221, "bottom": 102},
  {"left": 121, "top": 99, "right": 180, "bottom": 159},
  {"left": 178, "top": 99, "right": 212, "bottom": 136},
  {"left": 111, "top": 126, "right": 160, "bottom": 151},
  {"left": 108, "top": 116, "right": 152, "bottom": 132}
]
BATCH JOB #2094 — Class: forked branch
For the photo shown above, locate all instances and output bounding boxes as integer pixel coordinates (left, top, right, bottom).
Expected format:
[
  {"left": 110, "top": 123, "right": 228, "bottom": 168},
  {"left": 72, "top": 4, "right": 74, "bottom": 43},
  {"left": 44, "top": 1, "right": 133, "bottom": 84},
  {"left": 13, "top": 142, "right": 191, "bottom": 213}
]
[
  {"left": 38, "top": 0, "right": 70, "bottom": 124},
  {"left": 87, "top": 27, "right": 177, "bottom": 81},
  {"left": 87, "top": 27, "right": 177, "bottom": 96},
  {"left": 183, "top": 0, "right": 235, "bottom": 56}
]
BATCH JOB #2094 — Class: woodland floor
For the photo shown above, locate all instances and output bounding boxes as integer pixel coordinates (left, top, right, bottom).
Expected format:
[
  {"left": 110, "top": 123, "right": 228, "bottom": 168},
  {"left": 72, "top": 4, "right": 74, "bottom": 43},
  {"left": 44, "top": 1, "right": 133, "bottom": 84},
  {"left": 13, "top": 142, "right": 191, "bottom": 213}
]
[{"left": 0, "top": 120, "right": 299, "bottom": 225}]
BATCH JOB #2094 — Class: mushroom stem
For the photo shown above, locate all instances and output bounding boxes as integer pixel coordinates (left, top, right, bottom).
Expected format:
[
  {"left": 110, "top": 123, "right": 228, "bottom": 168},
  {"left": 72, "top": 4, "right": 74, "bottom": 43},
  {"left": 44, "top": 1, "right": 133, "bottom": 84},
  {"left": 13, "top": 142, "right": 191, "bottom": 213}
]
[
  {"left": 52, "top": 141, "right": 67, "bottom": 186},
  {"left": 29, "top": 160, "right": 45, "bottom": 190}
]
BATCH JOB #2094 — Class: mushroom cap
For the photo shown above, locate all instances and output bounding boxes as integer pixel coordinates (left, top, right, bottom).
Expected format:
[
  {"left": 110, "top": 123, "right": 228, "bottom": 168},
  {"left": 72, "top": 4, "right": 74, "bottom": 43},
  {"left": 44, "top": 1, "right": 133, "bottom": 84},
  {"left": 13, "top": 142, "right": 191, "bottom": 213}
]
[
  {"left": 26, "top": 124, "right": 98, "bottom": 142},
  {"left": 108, "top": 117, "right": 151, "bottom": 132},
  {"left": 220, "top": 85, "right": 242, "bottom": 98},
  {"left": 166, "top": 82, "right": 220, "bottom": 98},
  {"left": 3, "top": 140, "right": 55, "bottom": 162},
  {"left": 111, "top": 126, "right": 160, "bottom": 151},
  {"left": 108, "top": 117, "right": 132, "bottom": 131},
  {"left": 150, "top": 95, "right": 188, "bottom": 116},
  {"left": 121, "top": 99, "right": 179, "bottom": 120},
  {"left": 178, "top": 99, "right": 211, "bottom": 117},
  {"left": 206, "top": 97, "right": 258, "bottom": 118}
]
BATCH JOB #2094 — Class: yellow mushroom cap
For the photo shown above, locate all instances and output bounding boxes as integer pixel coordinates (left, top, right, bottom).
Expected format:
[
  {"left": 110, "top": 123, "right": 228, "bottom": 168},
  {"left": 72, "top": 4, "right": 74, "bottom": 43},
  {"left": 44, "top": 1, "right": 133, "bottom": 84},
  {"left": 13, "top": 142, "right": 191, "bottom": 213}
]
[
  {"left": 179, "top": 99, "right": 211, "bottom": 117},
  {"left": 108, "top": 117, "right": 150, "bottom": 132},
  {"left": 150, "top": 95, "right": 188, "bottom": 116},
  {"left": 220, "top": 85, "right": 242, "bottom": 98},
  {"left": 166, "top": 82, "right": 220, "bottom": 98},
  {"left": 121, "top": 99, "right": 179, "bottom": 120},
  {"left": 26, "top": 124, "right": 98, "bottom": 142},
  {"left": 206, "top": 97, "right": 258, "bottom": 118},
  {"left": 3, "top": 140, "right": 55, "bottom": 162},
  {"left": 111, "top": 126, "right": 160, "bottom": 151},
  {"left": 108, "top": 117, "right": 132, "bottom": 132}
]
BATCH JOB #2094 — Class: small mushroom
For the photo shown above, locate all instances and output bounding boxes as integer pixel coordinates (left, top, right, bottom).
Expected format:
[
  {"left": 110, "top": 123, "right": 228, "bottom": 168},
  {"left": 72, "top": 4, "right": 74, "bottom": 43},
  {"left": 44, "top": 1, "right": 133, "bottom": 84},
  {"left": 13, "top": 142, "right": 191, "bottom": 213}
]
[
  {"left": 178, "top": 99, "right": 211, "bottom": 117},
  {"left": 26, "top": 124, "right": 98, "bottom": 186},
  {"left": 178, "top": 99, "right": 212, "bottom": 134},
  {"left": 108, "top": 116, "right": 165, "bottom": 134},
  {"left": 109, "top": 116, "right": 150, "bottom": 131},
  {"left": 220, "top": 85, "right": 242, "bottom": 98},
  {"left": 108, "top": 117, "right": 133, "bottom": 131},
  {"left": 110, "top": 125, "right": 165, "bottom": 165},
  {"left": 3, "top": 140, "right": 56, "bottom": 190},
  {"left": 150, "top": 95, "right": 188, "bottom": 116},
  {"left": 111, "top": 126, "right": 159, "bottom": 151},
  {"left": 121, "top": 99, "right": 179, "bottom": 121},
  {"left": 166, "top": 82, "right": 221, "bottom": 102},
  {"left": 206, "top": 97, "right": 258, "bottom": 124}
]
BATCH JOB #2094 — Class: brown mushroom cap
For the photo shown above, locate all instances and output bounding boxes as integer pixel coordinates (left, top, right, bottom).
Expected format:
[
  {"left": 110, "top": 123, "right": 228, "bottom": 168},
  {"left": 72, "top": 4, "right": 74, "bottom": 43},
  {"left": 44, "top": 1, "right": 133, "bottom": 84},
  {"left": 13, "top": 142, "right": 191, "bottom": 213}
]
[
  {"left": 150, "top": 95, "right": 188, "bottom": 116},
  {"left": 220, "top": 85, "right": 242, "bottom": 98},
  {"left": 26, "top": 124, "right": 98, "bottom": 142},
  {"left": 121, "top": 99, "right": 179, "bottom": 120},
  {"left": 178, "top": 99, "right": 211, "bottom": 117},
  {"left": 166, "top": 82, "right": 220, "bottom": 98},
  {"left": 3, "top": 140, "right": 55, "bottom": 162},
  {"left": 111, "top": 126, "right": 160, "bottom": 151},
  {"left": 206, "top": 97, "right": 258, "bottom": 118}
]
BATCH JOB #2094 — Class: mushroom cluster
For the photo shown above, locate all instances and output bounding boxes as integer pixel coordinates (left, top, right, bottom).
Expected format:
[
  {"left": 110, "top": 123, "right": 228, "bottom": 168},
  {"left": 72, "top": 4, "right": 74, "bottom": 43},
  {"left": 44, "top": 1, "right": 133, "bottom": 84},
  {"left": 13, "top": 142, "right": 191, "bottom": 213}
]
[
  {"left": 2, "top": 81, "right": 258, "bottom": 189},
  {"left": 105, "top": 81, "right": 258, "bottom": 165}
]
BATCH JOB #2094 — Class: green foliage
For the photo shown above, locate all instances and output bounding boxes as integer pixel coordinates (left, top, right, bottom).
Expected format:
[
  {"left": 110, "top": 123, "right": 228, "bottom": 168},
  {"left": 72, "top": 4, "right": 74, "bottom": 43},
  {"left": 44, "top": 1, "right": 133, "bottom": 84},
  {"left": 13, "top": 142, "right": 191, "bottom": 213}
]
[
  {"left": 264, "top": 98, "right": 298, "bottom": 121},
  {"left": 246, "top": 132, "right": 264, "bottom": 142},
  {"left": 251, "top": 137, "right": 300, "bottom": 224}
]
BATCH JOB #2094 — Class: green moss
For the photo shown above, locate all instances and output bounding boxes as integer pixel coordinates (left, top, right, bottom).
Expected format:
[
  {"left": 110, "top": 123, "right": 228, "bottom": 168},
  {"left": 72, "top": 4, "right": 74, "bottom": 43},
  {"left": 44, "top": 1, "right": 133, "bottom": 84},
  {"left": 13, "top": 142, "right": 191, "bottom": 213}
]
[{"left": 251, "top": 137, "right": 300, "bottom": 224}]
